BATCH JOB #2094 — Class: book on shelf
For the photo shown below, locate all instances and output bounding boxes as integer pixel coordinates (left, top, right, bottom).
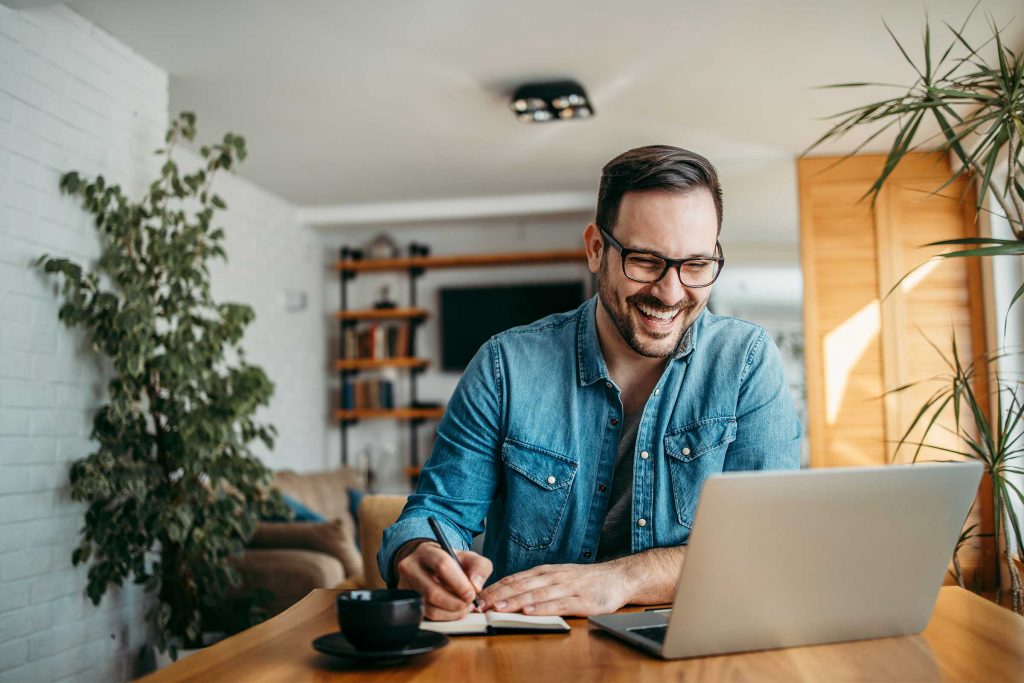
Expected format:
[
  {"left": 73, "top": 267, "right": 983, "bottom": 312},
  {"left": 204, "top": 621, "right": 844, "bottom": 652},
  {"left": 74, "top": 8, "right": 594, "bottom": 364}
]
[
  {"left": 395, "top": 322, "right": 410, "bottom": 357},
  {"left": 340, "top": 376, "right": 396, "bottom": 411},
  {"left": 343, "top": 322, "right": 411, "bottom": 361}
]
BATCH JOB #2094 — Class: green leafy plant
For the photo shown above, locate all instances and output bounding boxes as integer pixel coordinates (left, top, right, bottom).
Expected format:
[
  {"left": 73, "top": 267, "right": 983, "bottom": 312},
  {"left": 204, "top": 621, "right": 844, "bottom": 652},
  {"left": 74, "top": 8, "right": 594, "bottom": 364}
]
[
  {"left": 805, "top": 5, "right": 1024, "bottom": 310},
  {"left": 891, "top": 336, "right": 1023, "bottom": 613},
  {"left": 37, "top": 112, "right": 286, "bottom": 654}
]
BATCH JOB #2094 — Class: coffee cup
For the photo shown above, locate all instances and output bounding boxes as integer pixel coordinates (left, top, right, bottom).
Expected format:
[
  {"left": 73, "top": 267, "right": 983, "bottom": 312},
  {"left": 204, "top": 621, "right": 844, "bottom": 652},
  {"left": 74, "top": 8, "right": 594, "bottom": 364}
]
[{"left": 336, "top": 589, "right": 423, "bottom": 651}]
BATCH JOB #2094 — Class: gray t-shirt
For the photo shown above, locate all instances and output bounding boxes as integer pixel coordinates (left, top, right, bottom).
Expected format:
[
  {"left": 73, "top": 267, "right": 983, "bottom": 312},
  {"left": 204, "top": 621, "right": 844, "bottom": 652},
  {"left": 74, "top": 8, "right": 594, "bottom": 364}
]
[{"left": 596, "top": 408, "right": 642, "bottom": 562}]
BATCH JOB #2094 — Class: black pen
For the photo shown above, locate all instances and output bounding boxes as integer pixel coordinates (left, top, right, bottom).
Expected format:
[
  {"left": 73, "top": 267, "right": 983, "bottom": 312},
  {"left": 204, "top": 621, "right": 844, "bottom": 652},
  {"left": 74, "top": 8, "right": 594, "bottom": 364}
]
[{"left": 427, "top": 516, "right": 484, "bottom": 610}]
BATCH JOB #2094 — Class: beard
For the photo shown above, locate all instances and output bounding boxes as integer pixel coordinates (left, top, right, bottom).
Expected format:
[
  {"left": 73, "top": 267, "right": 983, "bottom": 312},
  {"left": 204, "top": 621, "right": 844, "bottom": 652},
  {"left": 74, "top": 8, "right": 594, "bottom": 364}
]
[{"left": 596, "top": 255, "right": 701, "bottom": 358}]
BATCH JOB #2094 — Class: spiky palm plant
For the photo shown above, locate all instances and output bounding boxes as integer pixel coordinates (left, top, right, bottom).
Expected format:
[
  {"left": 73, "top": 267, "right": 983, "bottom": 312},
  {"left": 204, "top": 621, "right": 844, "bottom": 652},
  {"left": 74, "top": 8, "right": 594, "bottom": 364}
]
[
  {"left": 891, "top": 337, "right": 1023, "bottom": 613},
  {"left": 806, "top": 5, "right": 1024, "bottom": 308}
]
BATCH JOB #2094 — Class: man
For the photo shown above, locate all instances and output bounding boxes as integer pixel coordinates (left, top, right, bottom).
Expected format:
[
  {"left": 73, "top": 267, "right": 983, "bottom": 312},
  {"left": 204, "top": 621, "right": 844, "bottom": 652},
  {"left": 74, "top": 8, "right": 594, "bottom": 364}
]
[{"left": 379, "top": 145, "right": 801, "bottom": 621}]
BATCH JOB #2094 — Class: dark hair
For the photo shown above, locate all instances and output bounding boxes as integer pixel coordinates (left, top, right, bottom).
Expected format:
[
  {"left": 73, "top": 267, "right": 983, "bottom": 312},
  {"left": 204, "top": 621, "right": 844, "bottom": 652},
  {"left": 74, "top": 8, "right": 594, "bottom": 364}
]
[{"left": 596, "top": 145, "right": 723, "bottom": 236}]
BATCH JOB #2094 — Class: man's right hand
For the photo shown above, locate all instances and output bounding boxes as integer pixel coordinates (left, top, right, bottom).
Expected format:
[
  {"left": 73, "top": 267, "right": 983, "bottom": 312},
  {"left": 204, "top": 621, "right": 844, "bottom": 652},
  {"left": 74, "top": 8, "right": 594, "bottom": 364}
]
[{"left": 394, "top": 539, "right": 493, "bottom": 620}]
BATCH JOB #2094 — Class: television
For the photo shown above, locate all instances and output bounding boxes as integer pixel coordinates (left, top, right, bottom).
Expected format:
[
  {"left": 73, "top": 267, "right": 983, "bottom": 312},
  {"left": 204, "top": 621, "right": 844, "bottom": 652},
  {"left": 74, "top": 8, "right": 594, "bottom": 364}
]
[{"left": 439, "top": 281, "right": 587, "bottom": 371}]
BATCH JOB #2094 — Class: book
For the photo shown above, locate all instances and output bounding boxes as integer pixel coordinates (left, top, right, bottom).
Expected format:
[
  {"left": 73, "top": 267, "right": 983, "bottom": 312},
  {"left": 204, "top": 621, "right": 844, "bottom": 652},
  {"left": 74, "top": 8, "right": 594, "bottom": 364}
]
[
  {"left": 420, "top": 612, "right": 570, "bottom": 636},
  {"left": 395, "top": 322, "right": 410, "bottom": 358},
  {"left": 341, "top": 379, "right": 354, "bottom": 409}
]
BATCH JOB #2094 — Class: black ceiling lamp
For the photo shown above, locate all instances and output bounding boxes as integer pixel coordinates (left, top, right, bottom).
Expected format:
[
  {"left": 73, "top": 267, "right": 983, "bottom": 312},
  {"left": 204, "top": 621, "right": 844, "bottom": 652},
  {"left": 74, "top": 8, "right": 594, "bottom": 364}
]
[{"left": 510, "top": 80, "right": 594, "bottom": 123}]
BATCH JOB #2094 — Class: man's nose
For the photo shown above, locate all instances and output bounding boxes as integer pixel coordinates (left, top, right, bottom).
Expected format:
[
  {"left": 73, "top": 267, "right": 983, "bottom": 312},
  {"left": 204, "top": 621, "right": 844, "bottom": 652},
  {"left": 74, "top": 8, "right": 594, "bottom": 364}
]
[{"left": 648, "top": 267, "right": 687, "bottom": 305}]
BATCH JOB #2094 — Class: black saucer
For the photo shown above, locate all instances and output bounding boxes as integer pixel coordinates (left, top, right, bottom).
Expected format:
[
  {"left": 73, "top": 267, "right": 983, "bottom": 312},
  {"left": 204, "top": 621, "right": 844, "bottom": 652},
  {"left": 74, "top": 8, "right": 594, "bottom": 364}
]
[{"left": 312, "top": 630, "right": 449, "bottom": 660}]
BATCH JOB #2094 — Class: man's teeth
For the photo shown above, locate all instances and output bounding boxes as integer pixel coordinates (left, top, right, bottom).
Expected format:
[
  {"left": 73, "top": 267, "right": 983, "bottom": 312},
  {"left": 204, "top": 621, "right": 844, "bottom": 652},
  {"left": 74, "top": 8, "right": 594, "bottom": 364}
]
[{"left": 636, "top": 303, "right": 678, "bottom": 321}]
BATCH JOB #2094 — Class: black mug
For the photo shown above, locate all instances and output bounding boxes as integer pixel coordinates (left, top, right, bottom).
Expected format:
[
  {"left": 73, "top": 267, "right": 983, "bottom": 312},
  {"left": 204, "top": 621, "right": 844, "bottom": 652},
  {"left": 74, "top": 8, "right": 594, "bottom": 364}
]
[{"left": 336, "top": 589, "right": 424, "bottom": 651}]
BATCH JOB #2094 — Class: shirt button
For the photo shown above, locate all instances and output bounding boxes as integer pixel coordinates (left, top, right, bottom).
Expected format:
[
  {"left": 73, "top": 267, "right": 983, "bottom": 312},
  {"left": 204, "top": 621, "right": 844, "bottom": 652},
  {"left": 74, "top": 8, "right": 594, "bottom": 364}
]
[
  {"left": 610, "top": 418, "right": 619, "bottom": 426},
  {"left": 583, "top": 550, "right": 592, "bottom": 559},
  {"left": 605, "top": 381, "right": 613, "bottom": 389},
  {"left": 598, "top": 483, "right": 607, "bottom": 492},
  {"left": 682, "top": 447, "right": 691, "bottom": 456},
  {"left": 637, "top": 518, "right": 647, "bottom": 527},
  {"left": 640, "top": 451, "right": 649, "bottom": 460},
  {"left": 654, "top": 388, "right": 660, "bottom": 396},
  {"left": 546, "top": 475, "right": 556, "bottom": 485}
]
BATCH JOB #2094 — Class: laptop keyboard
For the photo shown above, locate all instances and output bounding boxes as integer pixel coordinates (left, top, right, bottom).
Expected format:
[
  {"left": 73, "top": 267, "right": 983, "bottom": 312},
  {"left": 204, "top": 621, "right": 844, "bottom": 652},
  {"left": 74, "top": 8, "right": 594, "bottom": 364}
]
[{"left": 630, "top": 625, "right": 668, "bottom": 644}]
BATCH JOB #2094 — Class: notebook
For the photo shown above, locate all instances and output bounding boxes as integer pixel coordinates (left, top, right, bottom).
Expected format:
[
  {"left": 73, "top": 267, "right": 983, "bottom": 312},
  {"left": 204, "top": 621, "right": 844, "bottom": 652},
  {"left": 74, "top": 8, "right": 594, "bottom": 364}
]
[{"left": 420, "top": 611, "right": 570, "bottom": 636}]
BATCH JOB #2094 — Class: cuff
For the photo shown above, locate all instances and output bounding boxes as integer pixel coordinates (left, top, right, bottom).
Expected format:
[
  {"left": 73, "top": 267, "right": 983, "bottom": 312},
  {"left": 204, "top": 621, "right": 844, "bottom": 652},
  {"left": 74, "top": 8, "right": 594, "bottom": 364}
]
[{"left": 377, "top": 515, "right": 470, "bottom": 588}]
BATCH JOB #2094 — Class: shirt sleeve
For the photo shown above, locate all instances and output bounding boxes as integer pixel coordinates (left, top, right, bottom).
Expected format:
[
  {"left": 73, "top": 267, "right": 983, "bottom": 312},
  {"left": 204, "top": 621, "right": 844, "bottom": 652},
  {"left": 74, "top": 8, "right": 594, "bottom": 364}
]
[
  {"left": 377, "top": 338, "right": 503, "bottom": 587},
  {"left": 724, "top": 328, "right": 802, "bottom": 471}
]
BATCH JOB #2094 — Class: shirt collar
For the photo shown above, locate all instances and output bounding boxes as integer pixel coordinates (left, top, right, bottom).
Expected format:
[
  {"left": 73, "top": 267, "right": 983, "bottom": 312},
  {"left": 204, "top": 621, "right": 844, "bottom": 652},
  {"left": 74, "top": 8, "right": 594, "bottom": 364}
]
[{"left": 576, "top": 295, "right": 704, "bottom": 387}]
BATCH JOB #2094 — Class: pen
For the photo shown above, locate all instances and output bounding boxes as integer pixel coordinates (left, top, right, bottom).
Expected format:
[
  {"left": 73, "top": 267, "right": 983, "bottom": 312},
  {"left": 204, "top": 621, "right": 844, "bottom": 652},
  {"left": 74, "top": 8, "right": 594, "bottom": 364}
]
[{"left": 427, "top": 516, "right": 484, "bottom": 610}]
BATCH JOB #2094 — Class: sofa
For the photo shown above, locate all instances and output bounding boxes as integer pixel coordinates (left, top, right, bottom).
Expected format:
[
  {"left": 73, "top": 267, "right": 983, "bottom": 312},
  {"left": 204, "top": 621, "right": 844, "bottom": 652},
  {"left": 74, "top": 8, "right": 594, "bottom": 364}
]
[{"left": 236, "top": 468, "right": 407, "bottom": 616}]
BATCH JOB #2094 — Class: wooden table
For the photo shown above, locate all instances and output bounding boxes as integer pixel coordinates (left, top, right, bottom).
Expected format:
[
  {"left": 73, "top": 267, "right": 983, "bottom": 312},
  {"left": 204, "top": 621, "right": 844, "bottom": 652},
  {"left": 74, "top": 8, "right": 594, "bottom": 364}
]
[{"left": 142, "top": 587, "right": 1024, "bottom": 682}]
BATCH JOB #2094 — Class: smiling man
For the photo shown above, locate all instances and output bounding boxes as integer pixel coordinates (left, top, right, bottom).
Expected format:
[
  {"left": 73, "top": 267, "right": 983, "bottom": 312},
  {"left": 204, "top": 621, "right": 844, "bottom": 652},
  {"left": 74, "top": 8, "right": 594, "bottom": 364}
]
[{"left": 379, "top": 145, "right": 801, "bottom": 620}]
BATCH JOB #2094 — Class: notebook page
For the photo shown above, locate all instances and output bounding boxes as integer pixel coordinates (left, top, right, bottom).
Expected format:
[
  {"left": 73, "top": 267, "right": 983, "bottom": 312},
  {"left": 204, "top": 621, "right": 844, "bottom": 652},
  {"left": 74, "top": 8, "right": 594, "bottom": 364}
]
[{"left": 420, "top": 612, "right": 489, "bottom": 634}]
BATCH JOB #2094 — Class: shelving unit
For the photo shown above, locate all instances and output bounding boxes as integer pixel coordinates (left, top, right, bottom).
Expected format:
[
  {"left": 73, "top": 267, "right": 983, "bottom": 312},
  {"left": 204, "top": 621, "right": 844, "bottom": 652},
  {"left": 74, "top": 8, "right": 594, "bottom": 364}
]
[{"left": 335, "top": 246, "right": 587, "bottom": 479}]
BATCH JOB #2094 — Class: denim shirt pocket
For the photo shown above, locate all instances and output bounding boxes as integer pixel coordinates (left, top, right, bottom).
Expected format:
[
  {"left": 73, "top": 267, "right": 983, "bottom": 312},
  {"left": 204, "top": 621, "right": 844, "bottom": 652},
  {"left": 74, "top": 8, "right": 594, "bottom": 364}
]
[
  {"left": 500, "top": 438, "right": 578, "bottom": 550},
  {"left": 663, "top": 417, "right": 737, "bottom": 528}
]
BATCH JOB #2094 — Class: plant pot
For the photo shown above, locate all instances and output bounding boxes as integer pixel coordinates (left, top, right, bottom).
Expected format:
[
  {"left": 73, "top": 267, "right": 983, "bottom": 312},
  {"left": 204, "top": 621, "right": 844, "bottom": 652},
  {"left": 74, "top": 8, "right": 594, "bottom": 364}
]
[{"left": 154, "top": 646, "right": 202, "bottom": 670}]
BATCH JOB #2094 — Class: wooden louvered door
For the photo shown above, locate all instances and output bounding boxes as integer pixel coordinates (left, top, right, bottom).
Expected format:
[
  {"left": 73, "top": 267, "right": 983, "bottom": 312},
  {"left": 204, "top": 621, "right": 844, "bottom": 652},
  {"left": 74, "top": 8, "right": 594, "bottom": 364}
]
[{"left": 798, "top": 152, "right": 994, "bottom": 588}]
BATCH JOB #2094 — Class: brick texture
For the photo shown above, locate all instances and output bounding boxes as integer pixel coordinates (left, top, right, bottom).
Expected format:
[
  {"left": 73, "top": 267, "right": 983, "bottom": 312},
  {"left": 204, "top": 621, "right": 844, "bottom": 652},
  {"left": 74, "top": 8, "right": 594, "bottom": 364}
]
[
  {"left": 0, "top": 5, "right": 166, "bottom": 681},
  {"left": 0, "top": 5, "right": 327, "bottom": 681}
]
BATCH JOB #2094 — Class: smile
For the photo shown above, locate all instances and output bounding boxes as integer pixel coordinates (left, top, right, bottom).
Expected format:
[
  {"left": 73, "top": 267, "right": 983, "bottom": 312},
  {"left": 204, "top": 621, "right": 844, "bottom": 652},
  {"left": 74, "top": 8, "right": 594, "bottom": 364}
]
[{"left": 635, "top": 303, "right": 680, "bottom": 324}]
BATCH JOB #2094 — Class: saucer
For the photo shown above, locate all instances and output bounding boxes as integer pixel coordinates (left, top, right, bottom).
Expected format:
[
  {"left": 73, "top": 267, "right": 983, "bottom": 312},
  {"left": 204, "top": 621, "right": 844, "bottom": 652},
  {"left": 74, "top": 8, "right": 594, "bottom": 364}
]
[{"left": 312, "top": 629, "right": 449, "bottom": 660}]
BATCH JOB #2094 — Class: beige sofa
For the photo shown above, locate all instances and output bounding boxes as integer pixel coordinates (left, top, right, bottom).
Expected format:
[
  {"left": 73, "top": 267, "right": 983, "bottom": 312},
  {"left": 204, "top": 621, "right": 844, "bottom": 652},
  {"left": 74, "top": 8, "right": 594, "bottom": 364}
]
[{"left": 237, "top": 468, "right": 407, "bottom": 615}]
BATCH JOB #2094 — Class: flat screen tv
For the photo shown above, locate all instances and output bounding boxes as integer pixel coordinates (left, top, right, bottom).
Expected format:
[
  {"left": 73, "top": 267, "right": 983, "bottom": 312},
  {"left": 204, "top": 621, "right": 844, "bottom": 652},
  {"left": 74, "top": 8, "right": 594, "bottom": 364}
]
[{"left": 439, "top": 281, "right": 587, "bottom": 371}]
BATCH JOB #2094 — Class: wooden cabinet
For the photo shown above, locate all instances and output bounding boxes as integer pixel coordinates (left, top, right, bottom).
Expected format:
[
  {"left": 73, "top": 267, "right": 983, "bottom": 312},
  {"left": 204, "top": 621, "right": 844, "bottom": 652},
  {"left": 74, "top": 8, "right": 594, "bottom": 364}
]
[{"left": 798, "top": 152, "right": 993, "bottom": 586}]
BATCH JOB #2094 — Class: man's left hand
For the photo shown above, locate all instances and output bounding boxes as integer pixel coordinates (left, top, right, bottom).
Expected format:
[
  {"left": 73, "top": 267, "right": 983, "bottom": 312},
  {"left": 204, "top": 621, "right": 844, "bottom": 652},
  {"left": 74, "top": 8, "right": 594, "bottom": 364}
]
[{"left": 477, "top": 562, "right": 631, "bottom": 616}]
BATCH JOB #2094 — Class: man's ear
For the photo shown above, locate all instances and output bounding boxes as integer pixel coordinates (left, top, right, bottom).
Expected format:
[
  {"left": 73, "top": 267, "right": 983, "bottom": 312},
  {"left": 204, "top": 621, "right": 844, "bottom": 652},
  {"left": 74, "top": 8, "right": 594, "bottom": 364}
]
[{"left": 583, "top": 223, "right": 603, "bottom": 274}]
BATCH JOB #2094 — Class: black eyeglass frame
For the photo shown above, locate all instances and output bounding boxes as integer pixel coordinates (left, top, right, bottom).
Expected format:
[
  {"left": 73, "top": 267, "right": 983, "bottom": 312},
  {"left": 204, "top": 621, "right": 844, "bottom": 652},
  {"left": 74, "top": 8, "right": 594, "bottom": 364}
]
[{"left": 598, "top": 227, "right": 725, "bottom": 288}]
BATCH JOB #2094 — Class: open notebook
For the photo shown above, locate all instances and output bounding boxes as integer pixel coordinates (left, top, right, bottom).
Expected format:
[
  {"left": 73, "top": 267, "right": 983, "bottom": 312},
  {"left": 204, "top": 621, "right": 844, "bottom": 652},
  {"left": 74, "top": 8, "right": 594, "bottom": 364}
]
[{"left": 420, "top": 611, "right": 570, "bottom": 636}]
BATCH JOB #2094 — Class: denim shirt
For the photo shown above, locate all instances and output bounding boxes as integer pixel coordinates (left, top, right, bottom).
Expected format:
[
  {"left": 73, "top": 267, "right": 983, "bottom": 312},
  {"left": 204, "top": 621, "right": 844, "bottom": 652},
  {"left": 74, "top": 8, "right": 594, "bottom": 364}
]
[{"left": 378, "top": 296, "right": 801, "bottom": 586}]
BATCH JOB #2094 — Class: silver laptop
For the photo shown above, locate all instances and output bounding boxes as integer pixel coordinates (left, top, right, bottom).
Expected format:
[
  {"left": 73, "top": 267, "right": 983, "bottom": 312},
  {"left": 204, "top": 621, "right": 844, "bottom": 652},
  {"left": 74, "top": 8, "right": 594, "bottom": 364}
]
[{"left": 589, "top": 462, "right": 982, "bottom": 659}]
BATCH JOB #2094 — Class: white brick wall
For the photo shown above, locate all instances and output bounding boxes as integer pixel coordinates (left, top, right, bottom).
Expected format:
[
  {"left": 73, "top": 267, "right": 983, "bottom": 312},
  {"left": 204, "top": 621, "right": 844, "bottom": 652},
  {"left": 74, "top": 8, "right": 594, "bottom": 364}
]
[
  {"left": 0, "top": 6, "right": 328, "bottom": 680},
  {"left": 200, "top": 150, "right": 327, "bottom": 473},
  {"left": 0, "top": 5, "right": 167, "bottom": 682}
]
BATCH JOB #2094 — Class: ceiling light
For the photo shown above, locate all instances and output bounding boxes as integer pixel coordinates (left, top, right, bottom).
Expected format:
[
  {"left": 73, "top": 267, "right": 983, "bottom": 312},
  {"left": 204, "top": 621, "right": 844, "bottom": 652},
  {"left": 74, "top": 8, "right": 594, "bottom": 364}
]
[{"left": 510, "top": 80, "right": 594, "bottom": 123}]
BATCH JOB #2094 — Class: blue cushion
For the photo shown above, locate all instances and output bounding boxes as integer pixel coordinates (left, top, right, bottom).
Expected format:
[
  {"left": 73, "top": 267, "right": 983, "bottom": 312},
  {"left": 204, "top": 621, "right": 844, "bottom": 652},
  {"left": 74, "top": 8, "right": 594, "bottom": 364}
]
[
  {"left": 348, "top": 487, "right": 365, "bottom": 548},
  {"left": 263, "top": 494, "right": 326, "bottom": 522}
]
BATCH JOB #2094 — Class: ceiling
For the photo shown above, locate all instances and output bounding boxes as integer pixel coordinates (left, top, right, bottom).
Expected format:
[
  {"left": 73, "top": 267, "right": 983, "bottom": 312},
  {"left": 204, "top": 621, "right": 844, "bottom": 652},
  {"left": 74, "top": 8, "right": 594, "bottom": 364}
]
[{"left": 64, "top": 0, "right": 1021, "bottom": 214}]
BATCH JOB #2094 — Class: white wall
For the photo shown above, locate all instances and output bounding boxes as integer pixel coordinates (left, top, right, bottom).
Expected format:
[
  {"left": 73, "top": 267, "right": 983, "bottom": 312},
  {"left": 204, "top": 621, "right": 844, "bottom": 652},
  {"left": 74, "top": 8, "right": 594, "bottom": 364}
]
[
  {"left": 0, "top": 6, "right": 167, "bottom": 681},
  {"left": 986, "top": 183, "right": 1024, "bottom": 551}
]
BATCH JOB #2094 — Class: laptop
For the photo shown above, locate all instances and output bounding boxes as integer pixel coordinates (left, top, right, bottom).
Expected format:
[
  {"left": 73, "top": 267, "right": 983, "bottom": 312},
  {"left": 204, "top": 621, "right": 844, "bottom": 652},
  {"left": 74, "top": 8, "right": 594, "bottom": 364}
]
[{"left": 589, "top": 461, "right": 982, "bottom": 659}]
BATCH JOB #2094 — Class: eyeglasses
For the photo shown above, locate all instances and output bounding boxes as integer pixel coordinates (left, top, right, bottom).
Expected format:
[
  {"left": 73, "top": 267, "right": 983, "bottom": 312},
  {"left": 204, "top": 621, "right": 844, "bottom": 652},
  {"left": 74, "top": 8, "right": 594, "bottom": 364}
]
[{"left": 599, "top": 227, "right": 725, "bottom": 288}]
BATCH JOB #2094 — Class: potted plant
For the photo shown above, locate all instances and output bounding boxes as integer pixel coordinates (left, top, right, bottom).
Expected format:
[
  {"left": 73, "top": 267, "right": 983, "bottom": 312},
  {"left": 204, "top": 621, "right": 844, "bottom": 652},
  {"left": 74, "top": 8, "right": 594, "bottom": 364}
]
[
  {"left": 805, "top": 8, "right": 1024, "bottom": 612},
  {"left": 891, "top": 338, "right": 1023, "bottom": 613},
  {"left": 38, "top": 112, "right": 286, "bottom": 657}
]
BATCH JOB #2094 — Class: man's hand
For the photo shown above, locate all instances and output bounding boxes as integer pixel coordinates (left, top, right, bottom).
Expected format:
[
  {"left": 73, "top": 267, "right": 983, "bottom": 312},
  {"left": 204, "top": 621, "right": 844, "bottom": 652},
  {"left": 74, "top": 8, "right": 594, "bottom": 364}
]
[
  {"left": 395, "top": 540, "right": 493, "bottom": 621},
  {"left": 477, "top": 562, "right": 632, "bottom": 616}
]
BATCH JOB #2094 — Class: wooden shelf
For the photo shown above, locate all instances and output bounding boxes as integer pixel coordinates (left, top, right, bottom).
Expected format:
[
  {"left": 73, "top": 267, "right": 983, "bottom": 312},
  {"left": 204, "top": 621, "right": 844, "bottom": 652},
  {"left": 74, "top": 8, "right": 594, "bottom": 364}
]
[
  {"left": 335, "top": 408, "right": 445, "bottom": 422},
  {"left": 335, "top": 249, "right": 587, "bottom": 273},
  {"left": 334, "top": 307, "right": 428, "bottom": 322},
  {"left": 335, "top": 357, "right": 429, "bottom": 371}
]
